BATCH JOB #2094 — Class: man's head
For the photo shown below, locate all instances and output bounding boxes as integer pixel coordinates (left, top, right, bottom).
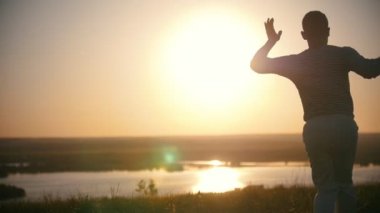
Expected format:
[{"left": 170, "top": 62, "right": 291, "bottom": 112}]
[{"left": 301, "top": 11, "right": 330, "bottom": 47}]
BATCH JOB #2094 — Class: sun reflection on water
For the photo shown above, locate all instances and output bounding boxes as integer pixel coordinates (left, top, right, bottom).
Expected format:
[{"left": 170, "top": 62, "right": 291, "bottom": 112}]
[
  {"left": 192, "top": 165, "right": 244, "bottom": 193},
  {"left": 208, "top": 160, "right": 224, "bottom": 166}
]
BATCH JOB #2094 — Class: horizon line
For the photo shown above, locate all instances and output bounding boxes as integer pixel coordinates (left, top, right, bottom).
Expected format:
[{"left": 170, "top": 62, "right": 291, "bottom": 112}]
[{"left": 1, "top": 132, "right": 380, "bottom": 140}]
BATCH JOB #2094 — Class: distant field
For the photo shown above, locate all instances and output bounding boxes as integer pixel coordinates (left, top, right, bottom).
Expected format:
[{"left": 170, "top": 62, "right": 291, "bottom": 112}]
[{"left": 0, "top": 134, "right": 379, "bottom": 174}]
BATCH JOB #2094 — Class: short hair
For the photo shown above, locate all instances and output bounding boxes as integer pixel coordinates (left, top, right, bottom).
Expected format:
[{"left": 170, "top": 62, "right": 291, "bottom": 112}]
[{"left": 302, "top": 11, "right": 329, "bottom": 36}]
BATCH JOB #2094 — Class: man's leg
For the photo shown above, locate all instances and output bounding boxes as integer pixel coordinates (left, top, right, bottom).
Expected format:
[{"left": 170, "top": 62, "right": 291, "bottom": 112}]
[
  {"left": 303, "top": 118, "right": 338, "bottom": 213},
  {"left": 333, "top": 119, "right": 358, "bottom": 213},
  {"left": 336, "top": 184, "right": 356, "bottom": 213},
  {"left": 314, "top": 186, "right": 339, "bottom": 213}
]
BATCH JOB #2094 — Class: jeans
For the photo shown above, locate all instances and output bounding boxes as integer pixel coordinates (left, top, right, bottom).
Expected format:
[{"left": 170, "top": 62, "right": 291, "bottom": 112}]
[{"left": 303, "top": 114, "right": 358, "bottom": 213}]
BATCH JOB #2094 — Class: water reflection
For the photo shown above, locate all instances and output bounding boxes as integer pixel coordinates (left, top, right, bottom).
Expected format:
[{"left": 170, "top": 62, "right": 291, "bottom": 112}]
[
  {"left": 192, "top": 163, "right": 243, "bottom": 193},
  {"left": 1, "top": 162, "right": 379, "bottom": 201},
  {"left": 208, "top": 160, "right": 224, "bottom": 167}
]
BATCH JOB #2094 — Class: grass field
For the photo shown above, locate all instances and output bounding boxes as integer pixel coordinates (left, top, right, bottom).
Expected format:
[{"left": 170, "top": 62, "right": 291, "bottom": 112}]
[{"left": 0, "top": 184, "right": 379, "bottom": 213}]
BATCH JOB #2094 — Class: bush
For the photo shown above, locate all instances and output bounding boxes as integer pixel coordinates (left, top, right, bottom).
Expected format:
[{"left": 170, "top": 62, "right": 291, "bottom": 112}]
[
  {"left": 135, "top": 179, "right": 158, "bottom": 196},
  {"left": 0, "top": 184, "right": 26, "bottom": 200}
]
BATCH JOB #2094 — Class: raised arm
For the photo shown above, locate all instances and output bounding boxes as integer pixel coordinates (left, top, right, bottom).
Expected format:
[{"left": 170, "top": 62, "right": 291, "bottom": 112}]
[
  {"left": 346, "top": 47, "right": 380, "bottom": 79},
  {"left": 250, "top": 18, "right": 282, "bottom": 73}
]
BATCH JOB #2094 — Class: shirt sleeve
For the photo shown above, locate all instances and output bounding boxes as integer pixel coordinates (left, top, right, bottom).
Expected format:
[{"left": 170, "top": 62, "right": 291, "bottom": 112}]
[
  {"left": 255, "top": 55, "right": 299, "bottom": 78},
  {"left": 345, "top": 47, "right": 380, "bottom": 79}
]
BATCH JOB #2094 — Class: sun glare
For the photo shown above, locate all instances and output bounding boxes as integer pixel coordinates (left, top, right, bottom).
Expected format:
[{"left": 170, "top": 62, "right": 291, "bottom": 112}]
[
  {"left": 193, "top": 167, "right": 244, "bottom": 193},
  {"left": 209, "top": 160, "right": 224, "bottom": 166},
  {"left": 161, "top": 8, "right": 258, "bottom": 112}
]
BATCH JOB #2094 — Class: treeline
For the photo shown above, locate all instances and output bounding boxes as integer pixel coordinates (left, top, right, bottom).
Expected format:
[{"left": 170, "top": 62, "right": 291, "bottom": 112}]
[{"left": 0, "top": 134, "right": 379, "bottom": 174}]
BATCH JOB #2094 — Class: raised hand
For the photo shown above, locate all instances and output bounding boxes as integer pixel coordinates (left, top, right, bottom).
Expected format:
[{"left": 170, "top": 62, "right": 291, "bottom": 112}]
[{"left": 265, "top": 18, "right": 282, "bottom": 42}]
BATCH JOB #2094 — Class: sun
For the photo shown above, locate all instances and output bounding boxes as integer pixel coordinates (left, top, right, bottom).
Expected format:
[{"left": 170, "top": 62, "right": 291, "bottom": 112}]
[{"left": 160, "top": 8, "right": 258, "bottom": 112}]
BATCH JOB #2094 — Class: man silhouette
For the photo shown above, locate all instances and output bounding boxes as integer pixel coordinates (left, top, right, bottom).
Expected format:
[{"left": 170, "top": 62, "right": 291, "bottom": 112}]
[{"left": 250, "top": 11, "right": 379, "bottom": 213}]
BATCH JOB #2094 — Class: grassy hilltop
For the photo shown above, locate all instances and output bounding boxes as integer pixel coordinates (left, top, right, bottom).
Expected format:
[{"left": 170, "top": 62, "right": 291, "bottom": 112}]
[{"left": 1, "top": 184, "right": 380, "bottom": 213}]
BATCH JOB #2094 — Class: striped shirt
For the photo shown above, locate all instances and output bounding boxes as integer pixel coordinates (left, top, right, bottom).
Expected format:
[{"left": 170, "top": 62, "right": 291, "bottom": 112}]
[{"left": 256, "top": 45, "right": 380, "bottom": 121}]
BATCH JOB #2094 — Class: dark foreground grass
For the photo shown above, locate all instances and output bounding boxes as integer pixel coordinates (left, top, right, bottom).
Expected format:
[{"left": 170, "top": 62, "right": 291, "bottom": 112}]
[{"left": 1, "top": 184, "right": 380, "bottom": 213}]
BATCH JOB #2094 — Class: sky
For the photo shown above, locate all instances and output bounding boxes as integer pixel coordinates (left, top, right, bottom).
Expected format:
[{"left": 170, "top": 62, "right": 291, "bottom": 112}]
[{"left": 0, "top": 0, "right": 379, "bottom": 137}]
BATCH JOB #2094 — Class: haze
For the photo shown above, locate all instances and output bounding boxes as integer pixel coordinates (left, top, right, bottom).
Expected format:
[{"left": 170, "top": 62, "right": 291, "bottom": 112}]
[{"left": 0, "top": 0, "right": 379, "bottom": 137}]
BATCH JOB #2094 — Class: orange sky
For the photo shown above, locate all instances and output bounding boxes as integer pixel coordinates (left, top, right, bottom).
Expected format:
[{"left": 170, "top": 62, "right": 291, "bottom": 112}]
[{"left": 0, "top": 0, "right": 379, "bottom": 137}]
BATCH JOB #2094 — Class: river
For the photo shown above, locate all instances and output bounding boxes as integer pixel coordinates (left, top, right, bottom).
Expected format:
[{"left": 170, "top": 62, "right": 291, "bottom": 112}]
[{"left": 1, "top": 161, "right": 379, "bottom": 201}]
